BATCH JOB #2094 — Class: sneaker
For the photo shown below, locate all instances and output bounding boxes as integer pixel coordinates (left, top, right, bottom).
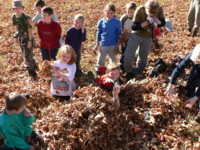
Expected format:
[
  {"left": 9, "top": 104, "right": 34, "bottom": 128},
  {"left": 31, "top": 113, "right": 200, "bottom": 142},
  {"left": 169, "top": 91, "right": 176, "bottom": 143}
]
[
  {"left": 192, "top": 30, "right": 198, "bottom": 37},
  {"left": 195, "top": 116, "right": 200, "bottom": 123},
  {"left": 28, "top": 69, "right": 37, "bottom": 78}
]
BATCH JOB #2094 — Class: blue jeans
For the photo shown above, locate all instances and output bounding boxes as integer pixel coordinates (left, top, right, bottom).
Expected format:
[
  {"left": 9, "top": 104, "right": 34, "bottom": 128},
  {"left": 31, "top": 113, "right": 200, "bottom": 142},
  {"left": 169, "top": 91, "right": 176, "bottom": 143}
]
[{"left": 41, "top": 47, "right": 60, "bottom": 61}]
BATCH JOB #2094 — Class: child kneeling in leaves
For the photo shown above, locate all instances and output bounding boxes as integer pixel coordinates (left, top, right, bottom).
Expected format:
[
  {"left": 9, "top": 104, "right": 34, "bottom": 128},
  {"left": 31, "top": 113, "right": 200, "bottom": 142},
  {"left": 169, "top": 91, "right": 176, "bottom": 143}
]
[
  {"left": 51, "top": 45, "right": 77, "bottom": 101},
  {"left": 0, "top": 92, "right": 41, "bottom": 150},
  {"left": 97, "top": 63, "right": 121, "bottom": 110}
]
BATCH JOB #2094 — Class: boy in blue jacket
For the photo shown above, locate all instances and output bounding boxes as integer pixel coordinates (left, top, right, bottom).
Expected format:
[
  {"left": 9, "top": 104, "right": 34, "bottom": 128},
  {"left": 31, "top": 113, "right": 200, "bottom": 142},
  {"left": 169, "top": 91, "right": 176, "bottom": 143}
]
[{"left": 0, "top": 92, "right": 36, "bottom": 150}]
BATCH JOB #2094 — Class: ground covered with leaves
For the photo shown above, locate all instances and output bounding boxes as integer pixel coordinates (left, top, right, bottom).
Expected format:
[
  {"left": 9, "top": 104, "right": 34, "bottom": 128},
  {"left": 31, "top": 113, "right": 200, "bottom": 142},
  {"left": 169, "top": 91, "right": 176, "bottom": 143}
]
[{"left": 0, "top": 0, "right": 200, "bottom": 149}]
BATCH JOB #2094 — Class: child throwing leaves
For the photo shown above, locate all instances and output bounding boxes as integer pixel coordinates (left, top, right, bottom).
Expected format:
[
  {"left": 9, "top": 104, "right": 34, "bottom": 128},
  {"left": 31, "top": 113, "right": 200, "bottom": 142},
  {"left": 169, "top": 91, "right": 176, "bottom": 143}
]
[
  {"left": 94, "top": 3, "right": 121, "bottom": 72},
  {"left": 51, "top": 45, "right": 76, "bottom": 101}
]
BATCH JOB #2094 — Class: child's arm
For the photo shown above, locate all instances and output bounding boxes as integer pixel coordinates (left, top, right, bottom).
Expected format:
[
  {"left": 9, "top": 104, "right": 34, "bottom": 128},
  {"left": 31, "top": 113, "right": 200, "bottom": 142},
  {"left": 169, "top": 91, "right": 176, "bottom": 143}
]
[
  {"left": 93, "top": 20, "right": 102, "bottom": 51},
  {"left": 81, "top": 28, "right": 87, "bottom": 42},
  {"left": 22, "top": 109, "right": 35, "bottom": 125},
  {"left": 3, "top": 128, "right": 32, "bottom": 149},
  {"left": 55, "top": 24, "right": 61, "bottom": 45},
  {"left": 56, "top": 64, "right": 76, "bottom": 82},
  {"left": 65, "top": 29, "right": 71, "bottom": 45}
]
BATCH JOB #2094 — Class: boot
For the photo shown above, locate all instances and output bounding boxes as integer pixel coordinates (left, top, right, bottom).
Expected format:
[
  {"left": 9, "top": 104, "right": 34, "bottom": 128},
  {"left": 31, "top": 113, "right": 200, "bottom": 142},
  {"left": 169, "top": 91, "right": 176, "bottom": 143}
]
[{"left": 192, "top": 30, "right": 198, "bottom": 37}]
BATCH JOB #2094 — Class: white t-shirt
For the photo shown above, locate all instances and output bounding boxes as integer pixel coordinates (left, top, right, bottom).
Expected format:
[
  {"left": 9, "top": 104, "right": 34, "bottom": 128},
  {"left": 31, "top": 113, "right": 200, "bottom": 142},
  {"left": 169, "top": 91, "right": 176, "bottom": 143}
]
[{"left": 50, "top": 60, "right": 76, "bottom": 96}]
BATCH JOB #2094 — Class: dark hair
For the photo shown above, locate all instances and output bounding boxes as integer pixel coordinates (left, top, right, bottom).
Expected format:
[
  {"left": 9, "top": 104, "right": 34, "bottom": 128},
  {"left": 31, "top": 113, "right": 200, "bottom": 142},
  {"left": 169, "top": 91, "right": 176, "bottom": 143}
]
[
  {"left": 6, "top": 92, "right": 27, "bottom": 111},
  {"left": 126, "top": 2, "right": 137, "bottom": 10},
  {"left": 42, "top": 6, "right": 53, "bottom": 15},
  {"left": 105, "top": 3, "right": 116, "bottom": 12},
  {"left": 34, "top": 0, "right": 45, "bottom": 7}
]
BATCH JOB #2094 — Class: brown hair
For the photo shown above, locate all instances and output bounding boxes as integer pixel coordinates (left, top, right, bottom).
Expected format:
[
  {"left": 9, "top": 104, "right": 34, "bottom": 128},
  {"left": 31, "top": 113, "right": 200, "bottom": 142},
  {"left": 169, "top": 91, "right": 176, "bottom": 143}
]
[
  {"left": 6, "top": 92, "right": 27, "bottom": 111},
  {"left": 126, "top": 2, "right": 137, "bottom": 10},
  {"left": 56, "top": 45, "right": 76, "bottom": 64},
  {"left": 34, "top": 0, "right": 45, "bottom": 7},
  {"left": 145, "top": 0, "right": 160, "bottom": 16},
  {"left": 107, "top": 63, "right": 121, "bottom": 72},
  {"left": 42, "top": 6, "right": 53, "bottom": 15},
  {"left": 104, "top": 3, "right": 116, "bottom": 13}
]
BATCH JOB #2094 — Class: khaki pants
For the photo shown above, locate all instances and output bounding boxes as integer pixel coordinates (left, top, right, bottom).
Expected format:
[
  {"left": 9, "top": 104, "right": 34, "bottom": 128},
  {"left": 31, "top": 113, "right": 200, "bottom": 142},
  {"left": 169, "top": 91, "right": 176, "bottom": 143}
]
[
  {"left": 97, "top": 46, "right": 116, "bottom": 67},
  {"left": 188, "top": 0, "right": 200, "bottom": 31}
]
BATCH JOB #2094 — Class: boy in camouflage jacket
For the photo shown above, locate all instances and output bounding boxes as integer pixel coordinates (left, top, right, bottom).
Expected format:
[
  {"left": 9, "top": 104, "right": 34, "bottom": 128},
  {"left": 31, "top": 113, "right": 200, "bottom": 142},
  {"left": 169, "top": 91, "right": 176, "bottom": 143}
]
[{"left": 12, "top": 0, "right": 37, "bottom": 77}]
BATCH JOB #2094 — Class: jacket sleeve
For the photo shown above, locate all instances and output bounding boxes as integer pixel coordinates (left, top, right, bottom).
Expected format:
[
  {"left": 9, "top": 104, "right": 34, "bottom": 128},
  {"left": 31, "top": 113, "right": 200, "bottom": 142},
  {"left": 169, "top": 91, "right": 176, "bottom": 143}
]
[
  {"left": 97, "top": 20, "right": 102, "bottom": 42},
  {"left": 132, "top": 22, "right": 144, "bottom": 31},
  {"left": 65, "top": 29, "right": 71, "bottom": 45},
  {"left": 81, "top": 28, "right": 87, "bottom": 42},
  {"left": 4, "top": 127, "right": 31, "bottom": 150},
  {"left": 169, "top": 53, "right": 192, "bottom": 84}
]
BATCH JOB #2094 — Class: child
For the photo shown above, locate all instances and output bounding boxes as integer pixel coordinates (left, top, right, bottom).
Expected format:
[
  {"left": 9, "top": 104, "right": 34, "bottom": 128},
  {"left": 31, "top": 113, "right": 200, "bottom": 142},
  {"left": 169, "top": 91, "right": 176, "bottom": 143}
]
[
  {"left": 0, "top": 92, "right": 36, "bottom": 150},
  {"left": 12, "top": 0, "right": 37, "bottom": 77},
  {"left": 165, "top": 44, "right": 200, "bottom": 122},
  {"left": 97, "top": 63, "right": 120, "bottom": 92},
  {"left": 51, "top": 45, "right": 76, "bottom": 101},
  {"left": 65, "top": 14, "right": 86, "bottom": 77},
  {"left": 31, "top": 0, "right": 62, "bottom": 46},
  {"left": 120, "top": 2, "right": 137, "bottom": 71},
  {"left": 187, "top": 0, "right": 200, "bottom": 37},
  {"left": 94, "top": 3, "right": 121, "bottom": 71},
  {"left": 37, "top": 6, "right": 61, "bottom": 61},
  {"left": 124, "top": 0, "right": 165, "bottom": 80}
]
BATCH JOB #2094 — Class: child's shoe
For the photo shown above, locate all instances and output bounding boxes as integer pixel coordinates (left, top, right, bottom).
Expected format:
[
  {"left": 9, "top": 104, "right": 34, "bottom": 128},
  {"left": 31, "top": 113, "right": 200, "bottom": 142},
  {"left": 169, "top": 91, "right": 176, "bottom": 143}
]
[{"left": 192, "top": 30, "right": 198, "bottom": 37}]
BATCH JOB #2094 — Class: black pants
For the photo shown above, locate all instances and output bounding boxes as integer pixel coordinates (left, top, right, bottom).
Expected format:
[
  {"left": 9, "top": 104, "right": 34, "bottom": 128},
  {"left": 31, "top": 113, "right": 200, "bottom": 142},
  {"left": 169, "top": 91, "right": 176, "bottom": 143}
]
[
  {"left": 120, "top": 46, "right": 126, "bottom": 72},
  {"left": 53, "top": 95, "right": 70, "bottom": 101}
]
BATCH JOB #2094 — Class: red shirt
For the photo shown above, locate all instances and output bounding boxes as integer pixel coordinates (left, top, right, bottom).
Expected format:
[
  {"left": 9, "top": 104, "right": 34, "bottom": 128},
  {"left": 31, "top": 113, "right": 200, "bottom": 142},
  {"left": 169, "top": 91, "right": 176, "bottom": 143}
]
[
  {"left": 37, "top": 19, "right": 61, "bottom": 49},
  {"left": 96, "top": 74, "right": 114, "bottom": 90}
]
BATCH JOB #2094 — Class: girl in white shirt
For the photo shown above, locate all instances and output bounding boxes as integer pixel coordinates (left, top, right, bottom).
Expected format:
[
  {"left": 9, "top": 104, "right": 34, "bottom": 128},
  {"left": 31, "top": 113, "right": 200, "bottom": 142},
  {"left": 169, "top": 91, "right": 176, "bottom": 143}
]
[{"left": 51, "top": 45, "right": 76, "bottom": 100}]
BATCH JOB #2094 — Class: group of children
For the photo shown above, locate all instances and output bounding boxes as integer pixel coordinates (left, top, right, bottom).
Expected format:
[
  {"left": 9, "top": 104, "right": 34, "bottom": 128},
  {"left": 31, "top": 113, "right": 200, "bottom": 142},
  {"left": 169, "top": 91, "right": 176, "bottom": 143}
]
[{"left": 0, "top": 0, "right": 199, "bottom": 149}]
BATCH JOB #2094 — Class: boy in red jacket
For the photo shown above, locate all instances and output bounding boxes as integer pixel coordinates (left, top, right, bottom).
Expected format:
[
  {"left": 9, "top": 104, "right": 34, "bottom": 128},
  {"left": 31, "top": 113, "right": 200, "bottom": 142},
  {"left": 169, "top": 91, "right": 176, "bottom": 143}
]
[{"left": 37, "top": 6, "right": 61, "bottom": 61}]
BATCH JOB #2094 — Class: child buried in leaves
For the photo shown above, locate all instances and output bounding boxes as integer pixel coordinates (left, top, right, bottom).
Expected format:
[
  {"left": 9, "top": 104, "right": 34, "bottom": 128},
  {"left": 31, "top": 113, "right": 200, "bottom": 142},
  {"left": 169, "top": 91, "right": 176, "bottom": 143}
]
[{"left": 96, "top": 63, "right": 121, "bottom": 111}]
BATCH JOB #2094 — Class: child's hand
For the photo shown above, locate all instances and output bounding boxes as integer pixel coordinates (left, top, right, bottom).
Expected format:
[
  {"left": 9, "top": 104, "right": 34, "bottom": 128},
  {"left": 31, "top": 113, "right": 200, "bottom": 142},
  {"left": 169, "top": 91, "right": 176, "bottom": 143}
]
[
  {"left": 24, "top": 109, "right": 31, "bottom": 117},
  {"left": 81, "top": 24, "right": 85, "bottom": 33},
  {"left": 27, "top": 41, "right": 32, "bottom": 49},
  {"left": 186, "top": 96, "right": 198, "bottom": 108},
  {"left": 112, "top": 85, "right": 120, "bottom": 98},
  {"left": 27, "top": 19, "right": 34, "bottom": 26},
  {"left": 156, "top": 18, "right": 161, "bottom": 25},
  {"left": 165, "top": 84, "right": 175, "bottom": 99},
  {"left": 147, "top": 16, "right": 154, "bottom": 24},
  {"left": 93, "top": 45, "right": 99, "bottom": 51},
  {"left": 14, "top": 38, "right": 19, "bottom": 44}
]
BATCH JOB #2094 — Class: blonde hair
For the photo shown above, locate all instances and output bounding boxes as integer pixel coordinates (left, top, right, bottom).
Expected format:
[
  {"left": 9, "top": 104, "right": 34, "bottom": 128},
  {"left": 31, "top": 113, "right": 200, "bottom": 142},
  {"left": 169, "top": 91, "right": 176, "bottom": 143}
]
[
  {"left": 190, "top": 44, "right": 200, "bottom": 63},
  {"left": 74, "top": 14, "right": 85, "bottom": 22},
  {"left": 107, "top": 63, "right": 121, "bottom": 72},
  {"left": 56, "top": 45, "right": 76, "bottom": 64},
  {"left": 104, "top": 3, "right": 116, "bottom": 13},
  {"left": 145, "top": 0, "right": 160, "bottom": 16}
]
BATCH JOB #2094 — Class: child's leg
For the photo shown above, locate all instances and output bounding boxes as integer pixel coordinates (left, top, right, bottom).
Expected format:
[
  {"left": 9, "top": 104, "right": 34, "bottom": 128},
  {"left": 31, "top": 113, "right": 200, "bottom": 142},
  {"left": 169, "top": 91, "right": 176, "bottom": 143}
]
[
  {"left": 97, "top": 46, "right": 108, "bottom": 67},
  {"left": 41, "top": 47, "right": 50, "bottom": 61},
  {"left": 135, "top": 37, "right": 152, "bottom": 76},
  {"left": 188, "top": 0, "right": 195, "bottom": 30},
  {"left": 124, "top": 33, "right": 141, "bottom": 73},
  {"left": 75, "top": 49, "right": 81, "bottom": 72},
  {"left": 194, "top": 0, "right": 200, "bottom": 31},
  {"left": 107, "top": 46, "right": 117, "bottom": 63},
  {"left": 120, "top": 46, "right": 126, "bottom": 71},
  {"left": 50, "top": 47, "right": 59, "bottom": 60}
]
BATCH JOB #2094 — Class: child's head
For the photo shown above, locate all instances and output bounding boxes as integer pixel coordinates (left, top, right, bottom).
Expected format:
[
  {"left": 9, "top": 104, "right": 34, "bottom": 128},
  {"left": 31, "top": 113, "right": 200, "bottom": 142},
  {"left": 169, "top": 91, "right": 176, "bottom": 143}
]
[
  {"left": 126, "top": 2, "right": 137, "bottom": 18},
  {"left": 56, "top": 45, "right": 76, "bottom": 64},
  {"left": 104, "top": 3, "right": 116, "bottom": 20},
  {"left": 34, "top": 0, "right": 45, "bottom": 13},
  {"left": 107, "top": 63, "right": 120, "bottom": 81},
  {"left": 145, "top": 0, "right": 160, "bottom": 17},
  {"left": 12, "top": 0, "right": 24, "bottom": 16},
  {"left": 190, "top": 44, "right": 200, "bottom": 64},
  {"left": 74, "top": 14, "right": 85, "bottom": 29},
  {"left": 6, "top": 92, "right": 27, "bottom": 114},
  {"left": 41, "top": 6, "right": 53, "bottom": 23}
]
